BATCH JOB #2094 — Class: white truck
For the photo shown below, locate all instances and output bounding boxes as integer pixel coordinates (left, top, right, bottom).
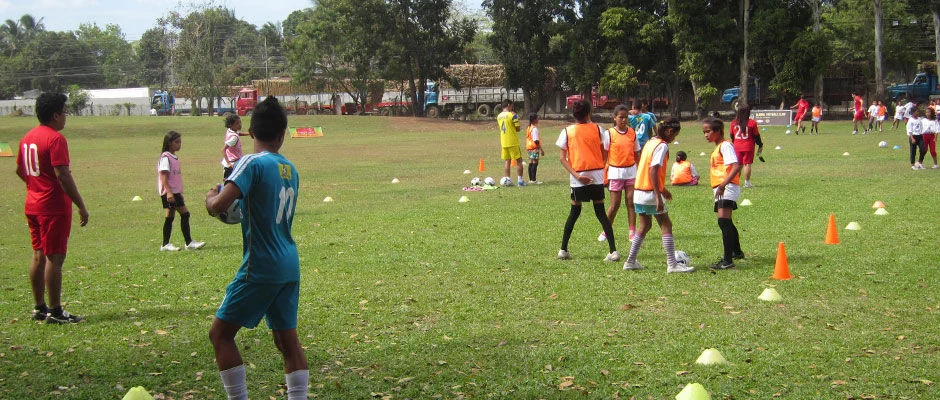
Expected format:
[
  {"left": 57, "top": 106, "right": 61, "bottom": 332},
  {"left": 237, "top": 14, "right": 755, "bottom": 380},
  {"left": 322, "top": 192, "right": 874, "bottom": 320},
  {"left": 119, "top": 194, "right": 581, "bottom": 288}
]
[{"left": 424, "top": 82, "right": 524, "bottom": 118}]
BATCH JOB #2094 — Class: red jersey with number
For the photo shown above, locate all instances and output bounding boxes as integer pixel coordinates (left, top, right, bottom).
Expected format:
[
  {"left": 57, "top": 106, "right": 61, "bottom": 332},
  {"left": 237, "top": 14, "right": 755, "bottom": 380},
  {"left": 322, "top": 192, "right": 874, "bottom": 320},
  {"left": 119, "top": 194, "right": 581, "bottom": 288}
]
[
  {"left": 729, "top": 119, "right": 760, "bottom": 152},
  {"left": 17, "top": 125, "right": 72, "bottom": 215}
]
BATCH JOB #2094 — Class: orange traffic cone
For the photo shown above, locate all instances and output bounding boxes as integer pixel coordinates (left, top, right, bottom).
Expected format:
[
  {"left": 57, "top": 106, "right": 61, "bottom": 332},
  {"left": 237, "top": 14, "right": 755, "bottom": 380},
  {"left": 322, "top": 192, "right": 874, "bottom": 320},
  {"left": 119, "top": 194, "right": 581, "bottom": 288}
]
[
  {"left": 772, "top": 242, "right": 793, "bottom": 280},
  {"left": 825, "top": 214, "right": 840, "bottom": 245},
  {"left": 478, "top": 158, "right": 485, "bottom": 172}
]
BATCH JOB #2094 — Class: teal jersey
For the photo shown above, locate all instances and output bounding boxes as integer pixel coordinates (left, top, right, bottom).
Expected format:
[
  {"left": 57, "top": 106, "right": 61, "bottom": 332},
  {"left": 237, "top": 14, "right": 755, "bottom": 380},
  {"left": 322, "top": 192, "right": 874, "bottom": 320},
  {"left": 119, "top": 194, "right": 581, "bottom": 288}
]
[
  {"left": 228, "top": 151, "right": 300, "bottom": 283},
  {"left": 630, "top": 113, "right": 655, "bottom": 149}
]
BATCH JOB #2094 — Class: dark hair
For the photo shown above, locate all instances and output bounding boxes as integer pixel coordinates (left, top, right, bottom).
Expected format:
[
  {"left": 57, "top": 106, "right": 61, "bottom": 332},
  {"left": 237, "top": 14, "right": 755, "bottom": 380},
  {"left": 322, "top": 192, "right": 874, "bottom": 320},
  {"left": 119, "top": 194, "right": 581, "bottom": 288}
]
[
  {"left": 528, "top": 112, "right": 538, "bottom": 124},
  {"left": 927, "top": 107, "right": 936, "bottom": 119},
  {"left": 503, "top": 99, "right": 513, "bottom": 109},
  {"left": 249, "top": 96, "right": 288, "bottom": 142},
  {"left": 735, "top": 105, "right": 752, "bottom": 127},
  {"left": 162, "top": 130, "right": 181, "bottom": 153},
  {"left": 224, "top": 114, "right": 240, "bottom": 129},
  {"left": 572, "top": 99, "right": 591, "bottom": 122},
  {"left": 613, "top": 104, "right": 629, "bottom": 117},
  {"left": 704, "top": 117, "right": 724, "bottom": 136},
  {"left": 656, "top": 117, "right": 680, "bottom": 138},
  {"left": 36, "top": 92, "right": 68, "bottom": 124},
  {"left": 676, "top": 151, "right": 687, "bottom": 161}
]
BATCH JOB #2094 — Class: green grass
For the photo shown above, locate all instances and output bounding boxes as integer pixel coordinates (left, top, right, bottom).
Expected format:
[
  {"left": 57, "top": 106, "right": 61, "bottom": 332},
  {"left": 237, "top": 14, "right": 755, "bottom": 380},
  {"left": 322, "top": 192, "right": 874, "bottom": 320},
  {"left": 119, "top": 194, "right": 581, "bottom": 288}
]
[{"left": 0, "top": 115, "right": 938, "bottom": 399}]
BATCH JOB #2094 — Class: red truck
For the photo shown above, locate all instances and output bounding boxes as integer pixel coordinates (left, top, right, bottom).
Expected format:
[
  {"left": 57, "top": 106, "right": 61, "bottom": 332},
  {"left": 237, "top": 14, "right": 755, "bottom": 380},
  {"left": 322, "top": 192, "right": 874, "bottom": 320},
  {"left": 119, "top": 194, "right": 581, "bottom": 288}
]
[{"left": 566, "top": 88, "right": 621, "bottom": 110}]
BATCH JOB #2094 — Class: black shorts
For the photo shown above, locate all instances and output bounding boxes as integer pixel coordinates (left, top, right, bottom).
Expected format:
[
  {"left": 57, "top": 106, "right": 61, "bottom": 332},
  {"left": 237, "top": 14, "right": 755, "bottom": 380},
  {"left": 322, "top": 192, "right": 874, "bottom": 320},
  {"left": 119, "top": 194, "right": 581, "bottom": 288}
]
[
  {"left": 223, "top": 167, "right": 234, "bottom": 179},
  {"left": 161, "top": 193, "right": 185, "bottom": 209},
  {"left": 714, "top": 199, "right": 738, "bottom": 212},
  {"left": 570, "top": 184, "right": 606, "bottom": 203}
]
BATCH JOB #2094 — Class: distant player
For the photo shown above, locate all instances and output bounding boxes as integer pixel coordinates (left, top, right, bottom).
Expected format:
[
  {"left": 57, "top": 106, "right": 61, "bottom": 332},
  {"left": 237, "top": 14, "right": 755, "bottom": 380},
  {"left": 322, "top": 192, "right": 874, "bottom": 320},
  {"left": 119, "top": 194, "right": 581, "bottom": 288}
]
[
  {"left": 789, "top": 95, "right": 810, "bottom": 134},
  {"left": 496, "top": 99, "right": 526, "bottom": 186},
  {"left": 205, "top": 96, "right": 309, "bottom": 400},
  {"left": 729, "top": 105, "right": 763, "bottom": 188},
  {"left": 810, "top": 103, "right": 822, "bottom": 135},
  {"left": 866, "top": 100, "right": 879, "bottom": 134},
  {"left": 524, "top": 113, "right": 545, "bottom": 184},
  {"left": 852, "top": 93, "right": 865, "bottom": 134},
  {"left": 670, "top": 151, "right": 699, "bottom": 186},
  {"left": 629, "top": 102, "right": 655, "bottom": 149},
  {"left": 221, "top": 114, "right": 250, "bottom": 178}
]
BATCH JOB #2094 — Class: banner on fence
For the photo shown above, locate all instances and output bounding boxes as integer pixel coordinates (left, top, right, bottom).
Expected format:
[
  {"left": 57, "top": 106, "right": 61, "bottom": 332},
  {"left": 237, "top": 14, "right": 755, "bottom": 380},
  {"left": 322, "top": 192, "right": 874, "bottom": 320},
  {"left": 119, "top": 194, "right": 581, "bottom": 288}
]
[
  {"left": 751, "top": 110, "right": 792, "bottom": 126},
  {"left": 291, "top": 127, "right": 324, "bottom": 138}
]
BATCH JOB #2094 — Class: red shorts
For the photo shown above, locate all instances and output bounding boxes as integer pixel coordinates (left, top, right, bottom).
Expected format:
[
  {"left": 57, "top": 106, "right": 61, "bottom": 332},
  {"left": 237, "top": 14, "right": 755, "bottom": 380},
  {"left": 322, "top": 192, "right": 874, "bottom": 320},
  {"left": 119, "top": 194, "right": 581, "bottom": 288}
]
[
  {"left": 795, "top": 112, "right": 806, "bottom": 122},
  {"left": 853, "top": 110, "right": 865, "bottom": 121},
  {"left": 736, "top": 150, "right": 754, "bottom": 165},
  {"left": 27, "top": 213, "right": 72, "bottom": 255}
]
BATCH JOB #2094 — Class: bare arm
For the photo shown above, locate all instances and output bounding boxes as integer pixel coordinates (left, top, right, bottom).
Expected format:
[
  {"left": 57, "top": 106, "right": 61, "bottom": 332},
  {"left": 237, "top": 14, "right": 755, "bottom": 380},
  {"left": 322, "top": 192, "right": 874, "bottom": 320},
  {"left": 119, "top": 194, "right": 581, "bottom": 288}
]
[
  {"left": 559, "top": 148, "right": 592, "bottom": 185},
  {"left": 205, "top": 182, "right": 243, "bottom": 215},
  {"left": 53, "top": 165, "right": 88, "bottom": 226},
  {"left": 715, "top": 163, "right": 743, "bottom": 197}
]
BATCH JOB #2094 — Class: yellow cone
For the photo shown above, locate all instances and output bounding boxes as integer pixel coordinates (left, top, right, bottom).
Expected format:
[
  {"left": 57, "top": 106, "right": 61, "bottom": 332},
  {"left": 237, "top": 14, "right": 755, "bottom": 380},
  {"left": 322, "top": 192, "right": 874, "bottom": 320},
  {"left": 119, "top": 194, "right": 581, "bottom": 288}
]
[
  {"left": 874, "top": 208, "right": 888, "bottom": 215},
  {"left": 739, "top": 199, "right": 752, "bottom": 206},
  {"left": 122, "top": 386, "right": 154, "bottom": 400},
  {"left": 458, "top": 196, "right": 469, "bottom": 203},
  {"left": 391, "top": 178, "right": 400, "bottom": 183},
  {"left": 845, "top": 221, "right": 861, "bottom": 231},
  {"left": 842, "top": 152, "right": 850, "bottom": 156},
  {"left": 463, "top": 169, "right": 471, "bottom": 174},
  {"left": 758, "top": 288, "right": 783, "bottom": 302},
  {"left": 323, "top": 196, "right": 334, "bottom": 202},
  {"left": 675, "top": 382, "right": 711, "bottom": 400},
  {"left": 871, "top": 201, "right": 885, "bottom": 209},
  {"left": 131, "top": 196, "right": 142, "bottom": 201},
  {"left": 699, "top": 152, "right": 706, "bottom": 156},
  {"left": 695, "top": 348, "right": 728, "bottom": 365}
]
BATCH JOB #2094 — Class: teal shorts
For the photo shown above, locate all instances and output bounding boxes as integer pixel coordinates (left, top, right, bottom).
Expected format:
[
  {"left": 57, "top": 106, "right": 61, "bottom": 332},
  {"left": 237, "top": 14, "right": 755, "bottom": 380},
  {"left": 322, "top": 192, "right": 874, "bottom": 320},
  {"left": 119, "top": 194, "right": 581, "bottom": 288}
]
[
  {"left": 635, "top": 203, "right": 666, "bottom": 215},
  {"left": 527, "top": 149, "right": 541, "bottom": 161},
  {"left": 216, "top": 279, "right": 299, "bottom": 330}
]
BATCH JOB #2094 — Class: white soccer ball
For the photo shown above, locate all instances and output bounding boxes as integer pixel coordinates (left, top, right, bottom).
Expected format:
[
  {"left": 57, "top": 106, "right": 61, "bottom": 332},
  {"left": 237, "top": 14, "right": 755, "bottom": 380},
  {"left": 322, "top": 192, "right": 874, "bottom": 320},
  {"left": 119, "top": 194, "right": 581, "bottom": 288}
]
[
  {"left": 470, "top": 177, "right": 482, "bottom": 186},
  {"left": 483, "top": 177, "right": 496, "bottom": 186},
  {"left": 499, "top": 177, "right": 513, "bottom": 187},
  {"left": 216, "top": 199, "right": 242, "bottom": 225},
  {"left": 785, "top": 130, "right": 791, "bottom": 135},
  {"left": 878, "top": 141, "right": 888, "bottom": 148},
  {"left": 674, "top": 250, "right": 691, "bottom": 267}
]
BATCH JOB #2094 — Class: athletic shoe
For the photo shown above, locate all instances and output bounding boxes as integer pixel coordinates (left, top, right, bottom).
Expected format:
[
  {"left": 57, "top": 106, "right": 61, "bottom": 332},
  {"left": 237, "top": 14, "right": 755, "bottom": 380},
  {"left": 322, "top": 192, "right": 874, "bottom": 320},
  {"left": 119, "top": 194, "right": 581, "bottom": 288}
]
[
  {"left": 667, "top": 264, "right": 696, "bottom": 274},
  {"left": 744, "top": 181, "right": 754, "bottom": 188},
  {"left": 933, "top": 165, "right": 939, "bottom": 169},
  {"left": 160, "top": 243, "right": 180, "bottom": 251},
  {"left": 528, "top": 181, "right": 543, "bottom": 185},
  {"left": 597, "top": 231, "right": 607, "bottom": 242},
  {"left": 604, "top": 251, "right": 621, "bottom": 262},
  {"left": 185, "top": 241, "right": 206, "bottom": 250},
  {"left": 709, "top": 259, "right": 736, "bottom": 270},
  {"left": 32, "top": 306, "right": 48, "bottom": 321},
  {"left": 46, "top": 309, "right": 84, "bottom": 324},
  {"left": 852, "top": 130, "right": 857, "bottom": 135},
  {"left": 557, "top": 250, "right": 572, "bottom": 260},
  {"left": 517, "top": 180, "right": 527, "bottom": 187},
  {"left": 622, "top": 261, "right": 644, "bottom": 271},
  {"left": 732, "top": 251, "right": 746, "bottom": 260}
]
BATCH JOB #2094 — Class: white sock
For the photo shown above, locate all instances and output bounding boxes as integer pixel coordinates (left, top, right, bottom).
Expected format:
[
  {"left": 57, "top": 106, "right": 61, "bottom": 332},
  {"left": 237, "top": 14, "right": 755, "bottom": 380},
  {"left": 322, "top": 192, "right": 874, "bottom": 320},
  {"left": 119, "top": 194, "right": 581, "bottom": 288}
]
[
  {"left": 662, "top": 234, "right": 676, "bottom": 268},
  {"left": 286, "top": 369, "right": 309, "bottom": 400},
  {"left": 219, "top": 364, "right": 248, "bottom": 400}
]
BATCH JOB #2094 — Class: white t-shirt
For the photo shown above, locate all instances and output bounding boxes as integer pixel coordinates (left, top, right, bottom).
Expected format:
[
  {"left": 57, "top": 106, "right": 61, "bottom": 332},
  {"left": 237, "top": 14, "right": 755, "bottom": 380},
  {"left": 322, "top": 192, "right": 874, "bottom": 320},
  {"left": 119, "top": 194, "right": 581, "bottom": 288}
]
[
  {"left": 607, "top": 127, "right": 642, "bottom": 180},
  {"left": 919, "top": 117, "right": 938, "bottom": 134},
  {"left": 867, "top": 105, "right": 878, "bottom": 117},
  {"left": 713, "top": 141, "right": 741, "bottom": 202},
  {"left": 634, "top": 141, "right": 669, "bottom": 205},
  {"left": 907, "top": 117, "right": 923, "bottom": 136},
  {"left": 903, "top": 102, "right": 915, "bottom": 119},
  {"left": 556, "top": 125, "right": 610, "bottom": 187},
  {"left": 529, "top": 126, "right": 540, "bottom": 143}
]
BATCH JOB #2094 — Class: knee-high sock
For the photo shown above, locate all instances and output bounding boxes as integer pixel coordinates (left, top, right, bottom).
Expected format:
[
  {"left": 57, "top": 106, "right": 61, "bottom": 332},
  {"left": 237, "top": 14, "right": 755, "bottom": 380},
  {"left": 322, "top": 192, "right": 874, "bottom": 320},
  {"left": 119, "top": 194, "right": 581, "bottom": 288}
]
[
  {"left": 717, "top": 218, "right": 741, "bottom": 261},
  {"left": 662, "top": 234, "right": 676, "bottom": 267},
  {"left": 560, "top": 204, "right": 582, "bottom": 251},
  {"left": 180, "top": 212, "right": 193, "bottom": 244},
  {"left": 286, "top": 369, "right": 309, "bottom": 400},
  {"left": 219, "top": 364, "right": 248, "bottom": 400},
  {"left": 593, "top": 202, "right": 616, "bottom": 252},
  {"left": 163, "top": 215, "right": 174, "bottom": 245},
  {"left": 627, "top": 234, "right": 645, "bottom": 263}
]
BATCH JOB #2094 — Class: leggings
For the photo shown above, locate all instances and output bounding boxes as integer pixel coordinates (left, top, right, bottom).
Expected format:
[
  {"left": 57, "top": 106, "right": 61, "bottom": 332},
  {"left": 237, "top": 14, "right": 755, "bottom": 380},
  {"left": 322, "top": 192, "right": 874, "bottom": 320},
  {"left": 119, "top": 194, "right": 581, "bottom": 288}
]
[
  {"left": 910, "top": 135, "right": 926, "bottom": 164},
  {"left": 923, "top": 133, "right": 937, "bottom": 160}
]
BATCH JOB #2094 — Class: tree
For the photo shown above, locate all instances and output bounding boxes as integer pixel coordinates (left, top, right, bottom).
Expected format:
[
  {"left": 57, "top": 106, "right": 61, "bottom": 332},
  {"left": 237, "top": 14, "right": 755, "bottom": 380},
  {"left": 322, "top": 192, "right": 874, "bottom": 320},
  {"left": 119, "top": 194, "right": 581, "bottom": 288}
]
[
  {"left": 66, "top": 84, "right": 89, "bottom": 115},
  {"left": 873, "top": 0, "right": 885, "bottom": 99},
  {"left": 484, "top": 0, "right": 564, "bottom": 113},
  {"left": 137, "top": 26, "right": 173, "bottom": 87},
  {"left": 76, "top": 23, "right": 140, "bottom": 88},
  {"left": 20, "top": 30, "right": 97, "bottom": 92}
]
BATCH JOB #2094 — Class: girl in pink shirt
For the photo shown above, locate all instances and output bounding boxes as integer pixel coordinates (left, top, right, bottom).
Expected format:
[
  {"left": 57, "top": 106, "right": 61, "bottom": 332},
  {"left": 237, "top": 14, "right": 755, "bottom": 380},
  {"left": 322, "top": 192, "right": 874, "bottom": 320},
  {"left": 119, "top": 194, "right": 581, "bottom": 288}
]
[
  {"left": 157, "top": 131, "right": 204, "bottom": 251},
  {"left": 221, "top": 115, "right": 249, "bottom": 178}
]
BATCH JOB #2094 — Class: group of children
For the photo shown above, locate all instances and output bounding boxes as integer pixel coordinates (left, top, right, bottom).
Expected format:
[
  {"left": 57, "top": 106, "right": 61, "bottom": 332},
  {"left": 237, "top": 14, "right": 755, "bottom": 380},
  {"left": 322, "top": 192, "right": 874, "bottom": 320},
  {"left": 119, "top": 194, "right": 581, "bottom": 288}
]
[{"left": 555, "top": 99, "right": 748, "bottom": 273}]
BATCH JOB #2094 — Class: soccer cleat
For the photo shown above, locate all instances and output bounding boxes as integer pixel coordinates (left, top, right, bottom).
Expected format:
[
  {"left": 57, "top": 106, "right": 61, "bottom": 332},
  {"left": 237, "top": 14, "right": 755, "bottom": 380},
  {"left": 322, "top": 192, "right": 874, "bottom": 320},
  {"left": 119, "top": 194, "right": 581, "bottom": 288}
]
[
  {"left": 46, "top": 309, "right": 84, "bottom": 324},
  {"left": 667, "top": 264, "right": 696, "bottom": 274},
  {"left": 933, "top": 165, "right": 940, "bottom": 169},
  {"left": 32, "top": 306, "right": 48, "bottom": 321},
  {"left": 529, "top": 181, "right": 543, "bottom": 185},
  {"left": 709, "top": 259, "right": 736, "bottom": 270},
  {"left": 604, "top": 251, "right": 621, "bottom": 262},
  {"left": 744, "top": 181, "right": 754, "bottom": 188},
  {"left": 557, "top": 250, "right": 572, "bottom": 260},
  {"left": 597, "top": 231, "right": 607, "bottom": 242},
  {"left": 852, "top": 130, "right": 857, "bottom": 135},
  {"left": 622, "top": 261, "right": 644, "bottom": 271},
  {"left": 160, "top": 243, "right": 180, "bottom": 251},
  {"left": 517, "top": 180, "right": 526, "bottom": 187},
  {"left": 732, "top": 251, "right": 746, "bottom": 260},
  {"left": 185, "top": 241, "right": 206, "bottom": 250}
]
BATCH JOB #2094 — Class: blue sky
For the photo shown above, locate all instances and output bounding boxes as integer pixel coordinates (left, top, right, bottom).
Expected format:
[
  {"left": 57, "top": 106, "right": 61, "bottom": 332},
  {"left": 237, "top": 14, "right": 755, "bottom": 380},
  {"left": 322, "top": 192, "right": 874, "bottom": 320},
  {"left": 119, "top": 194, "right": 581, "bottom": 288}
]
[{"left": 1, "top": 0, "right": 481, "bottom": 41}]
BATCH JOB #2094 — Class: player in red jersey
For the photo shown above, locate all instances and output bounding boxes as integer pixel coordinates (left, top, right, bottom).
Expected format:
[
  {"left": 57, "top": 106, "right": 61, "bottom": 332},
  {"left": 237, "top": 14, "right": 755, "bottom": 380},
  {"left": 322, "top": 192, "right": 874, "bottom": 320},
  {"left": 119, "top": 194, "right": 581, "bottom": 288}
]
[{"left": 15, "top": 92, "right": 89, "bottom": 324}]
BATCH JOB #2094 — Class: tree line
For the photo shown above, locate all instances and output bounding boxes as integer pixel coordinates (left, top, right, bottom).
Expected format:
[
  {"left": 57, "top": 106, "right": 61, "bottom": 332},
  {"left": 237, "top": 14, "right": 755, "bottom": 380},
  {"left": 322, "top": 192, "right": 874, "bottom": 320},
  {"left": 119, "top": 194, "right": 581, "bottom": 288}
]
[{"left": 2, "top": 0, "right": 938, "bottom": 117}]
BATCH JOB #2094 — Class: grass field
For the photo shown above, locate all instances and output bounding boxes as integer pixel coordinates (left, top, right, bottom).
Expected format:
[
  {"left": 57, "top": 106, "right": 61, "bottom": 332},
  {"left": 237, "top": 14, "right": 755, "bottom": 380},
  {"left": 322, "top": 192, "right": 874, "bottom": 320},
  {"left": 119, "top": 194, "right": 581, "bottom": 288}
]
[{"left": 0, "top": 114, "right": 938, "bottom": 399}]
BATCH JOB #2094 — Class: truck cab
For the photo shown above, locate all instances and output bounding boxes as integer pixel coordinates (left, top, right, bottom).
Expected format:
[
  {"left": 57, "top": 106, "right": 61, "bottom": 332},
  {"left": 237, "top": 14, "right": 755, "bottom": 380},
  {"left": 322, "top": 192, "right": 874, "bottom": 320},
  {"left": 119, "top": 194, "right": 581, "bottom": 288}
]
[
  {"left": 566, "top": 88, "right": 620, "bottom": 110},
  {"left": 721, "top": 77, "right": 761, "bottom": 110},
  {"left": 235, "top": 88, "right": 259, "bottom": 116},
  {"left": 888, "top": 72, "right": 940, "bottom": 103},
  {"left": 151, "top": 90, "right": 175, "bottom": 116}
]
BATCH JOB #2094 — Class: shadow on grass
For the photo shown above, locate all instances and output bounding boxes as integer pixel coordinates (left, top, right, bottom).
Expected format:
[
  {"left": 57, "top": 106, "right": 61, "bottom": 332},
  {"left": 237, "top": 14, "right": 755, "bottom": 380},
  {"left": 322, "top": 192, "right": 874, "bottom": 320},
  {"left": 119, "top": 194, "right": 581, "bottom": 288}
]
[{"left": 88, "top": 306, "right": 215, "bottom": 324}]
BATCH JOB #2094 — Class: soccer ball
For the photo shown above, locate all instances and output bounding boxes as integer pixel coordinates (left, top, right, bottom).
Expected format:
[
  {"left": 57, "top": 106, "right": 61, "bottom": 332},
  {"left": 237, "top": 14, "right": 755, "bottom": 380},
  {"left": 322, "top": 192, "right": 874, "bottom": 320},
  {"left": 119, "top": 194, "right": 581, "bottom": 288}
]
[
  {"left": 216, "top": 199, "right": 243, "bottom": 224},
  {"left": 483, "top": 177, "right": 496, "bottom": 186},
  {"left": 878, "top": 141, "right": 888, "bottom": 148},
  {"left": 674, "top": 250, "right": 691, "bottom": 267},
  {"left": 499, "top": 176, "right": 513, "bottom": 186},
  {"left": 470, "top": 177, "right": 482, "bottom": 186}
]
